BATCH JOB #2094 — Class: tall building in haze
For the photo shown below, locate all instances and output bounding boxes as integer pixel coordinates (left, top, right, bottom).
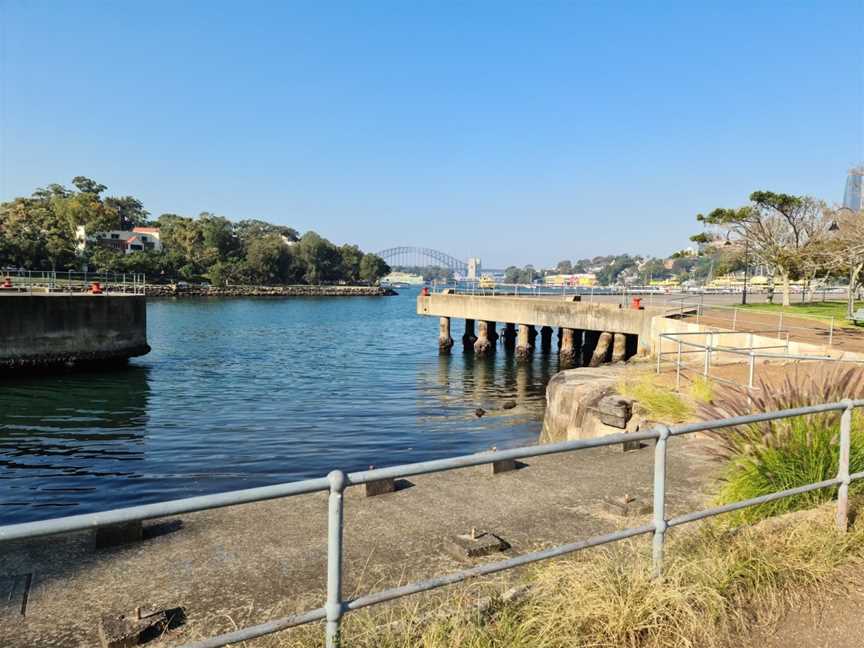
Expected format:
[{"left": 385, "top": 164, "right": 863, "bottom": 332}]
[
  {"left": 467, "top": 257, "right": 482, "bottom": 280},
  {"left": 843, "top": 166, "right": 864, "bottom": 211}
]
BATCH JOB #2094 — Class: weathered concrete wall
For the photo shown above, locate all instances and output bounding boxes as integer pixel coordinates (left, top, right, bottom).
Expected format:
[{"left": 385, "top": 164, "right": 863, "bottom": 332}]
[
  {"left": 540, "top": 366, "right": 628, "bottom": 442},
  {"left": 418, "top": 294, "right": 661, "bottom": 353},
  {"left": 0, "top": 295, "right": 150, "bottom": 370},
  {"left": 541, "top": 365, "right": 666, "bottom": 444}
]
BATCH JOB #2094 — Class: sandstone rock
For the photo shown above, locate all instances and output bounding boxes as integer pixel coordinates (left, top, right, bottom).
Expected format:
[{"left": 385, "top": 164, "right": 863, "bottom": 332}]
[{"left": 540, "top": 366, "right": 629, "bottom": 443}]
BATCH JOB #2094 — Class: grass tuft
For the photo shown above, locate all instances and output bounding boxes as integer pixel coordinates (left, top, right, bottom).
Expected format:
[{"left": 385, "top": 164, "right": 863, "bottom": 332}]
[
  {"left": 273, "top": 506, "right": 864, "bottom": 648},
  {"left": 689, "top": 376, "right": 714, "bottom": 404},
  {"left": 619, "top": 375, "right": 693, "bottom": 423},
  {"left": 700, "top": 364, "right": 864, "bottom": 522}
]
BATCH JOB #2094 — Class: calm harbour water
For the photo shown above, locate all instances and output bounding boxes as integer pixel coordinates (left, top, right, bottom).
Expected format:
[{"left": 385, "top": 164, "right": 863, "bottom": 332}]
[{"left": 0, "top": 289, "right": 563, "bottom": 524}]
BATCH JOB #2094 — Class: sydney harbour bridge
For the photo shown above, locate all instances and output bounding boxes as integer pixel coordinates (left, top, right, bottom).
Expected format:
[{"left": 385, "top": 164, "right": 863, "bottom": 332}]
[{"left": 376, "top": 246, "right": 470, "bottom": 274}]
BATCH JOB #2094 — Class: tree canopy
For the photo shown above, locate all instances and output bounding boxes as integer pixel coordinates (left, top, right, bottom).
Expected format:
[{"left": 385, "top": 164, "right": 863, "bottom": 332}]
[
  {"left": 0, "top": 178, "right": 390, "bottom": 285},
  {"left": 695, "top": 190, "right": 830, "bottom": 305}
]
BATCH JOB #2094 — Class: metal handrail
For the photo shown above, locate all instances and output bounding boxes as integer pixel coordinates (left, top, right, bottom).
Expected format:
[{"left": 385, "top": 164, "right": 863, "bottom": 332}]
[
  {"left": 668, "top": 297, "right": 841, "bottom": 345},
  {"left": 656, "top": 330, "right": 851, "bottom": 390},
  {"left": 0, "top": 269, "right": 146, "bottom": 295},
  {"left": 2, "top": 401, "right": 863, "bottom": 648}
]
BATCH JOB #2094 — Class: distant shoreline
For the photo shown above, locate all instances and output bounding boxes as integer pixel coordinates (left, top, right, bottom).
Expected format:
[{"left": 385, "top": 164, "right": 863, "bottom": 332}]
[{"left": 145, "top": 284, "right": 398, "bottom": 298}]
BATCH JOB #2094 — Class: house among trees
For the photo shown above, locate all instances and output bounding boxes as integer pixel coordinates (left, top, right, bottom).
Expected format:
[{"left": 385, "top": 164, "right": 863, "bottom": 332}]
[{"left": 75, "top": 225, "right": 163, "bottom": 255}]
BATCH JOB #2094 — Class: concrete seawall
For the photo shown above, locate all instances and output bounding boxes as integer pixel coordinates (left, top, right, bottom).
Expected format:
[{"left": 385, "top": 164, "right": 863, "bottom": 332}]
[{"left": 0, "top": 295, "right": 150, "bottom": 371}]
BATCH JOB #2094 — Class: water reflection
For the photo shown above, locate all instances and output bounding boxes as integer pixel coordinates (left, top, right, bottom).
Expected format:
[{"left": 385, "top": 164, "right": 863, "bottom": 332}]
[
  {"left": 421, "top": 345, "right": 559, "bottom": 427},
  {"left": 2, "top": 294, "right": 563, "bottom": 524},
  {"left": 0, "top": 366, "right": 150, "bottom": 522}
]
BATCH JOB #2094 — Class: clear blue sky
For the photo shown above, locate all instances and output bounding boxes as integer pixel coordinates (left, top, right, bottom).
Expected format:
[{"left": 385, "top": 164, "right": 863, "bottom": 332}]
[{"left": 1, "top": 1, "right": 861, "bottom": 268}]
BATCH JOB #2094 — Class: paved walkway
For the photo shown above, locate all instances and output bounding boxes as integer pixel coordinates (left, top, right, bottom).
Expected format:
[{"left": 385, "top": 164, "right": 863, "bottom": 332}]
[
  {"left": 747, "top": 570, "right": 864, "bottom": 648},
  {"left": 686, "top": 307, "right": 864, "bottom": 352},
  {"left": 0, "top": 437, "right": 716, "bottom": 647}
]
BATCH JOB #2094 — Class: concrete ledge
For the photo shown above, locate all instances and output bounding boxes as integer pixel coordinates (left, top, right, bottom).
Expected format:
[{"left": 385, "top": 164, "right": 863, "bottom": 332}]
[{"left": 0, "top": 295, "right": 150, "bottom": 372}]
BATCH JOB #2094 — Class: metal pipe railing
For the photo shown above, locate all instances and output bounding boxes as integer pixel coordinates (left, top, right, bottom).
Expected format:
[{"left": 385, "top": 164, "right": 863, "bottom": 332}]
[
  {"left": 0, "top": 269, "right": 146, "bottom": 295},
  {"left": 2, "top": 400, "right": 863, "bottom": 647},
  {"left": 656, "top": 330, "right": 851, "bottom": 391}
]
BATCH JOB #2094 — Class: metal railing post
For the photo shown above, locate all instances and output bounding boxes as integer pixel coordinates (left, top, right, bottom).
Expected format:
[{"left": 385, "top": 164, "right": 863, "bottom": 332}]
[
  {"left": 652, "top": 425, "right": 670, "bottom": 579},
  {"left": 325, "top": 470, "right": 346, "bottom": 648},
  {"left": 675, "top": 340, "right": 682, "bottom": 390},
  {"left": 836, "top": 402, "right": 853, "bottom": 532},
  {"left": 656, "top": 336, "right": 663, "bottom": 374},
  {"left": 703, "top": 335, "right": 711, "bottom": 377},
  {"left": 748, "top": 351, "right": 755, "bottom": 389},
  {"left": 829, "top": 317, "right": 835, "bottom": 347},
  {"left": 778, "top": 311, "right": 783, "bottom": 335}
]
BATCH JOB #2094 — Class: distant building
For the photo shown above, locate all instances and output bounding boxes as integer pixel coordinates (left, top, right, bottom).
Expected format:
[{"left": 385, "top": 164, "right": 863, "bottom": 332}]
[
  {"left": 843, "top": 166, "right": 864, "bottom": 211},
  {"left": 467, "top": 257, "right": 482, "bottom": 280},
  {"left": 543, "top": 273, "right": 598, "bottom": 287},
  {"left": 382, "top": 271, "right": 424, "bottom": 285},
  {"left": 76, "top": 226, "right": 163, "bottom": 255}
]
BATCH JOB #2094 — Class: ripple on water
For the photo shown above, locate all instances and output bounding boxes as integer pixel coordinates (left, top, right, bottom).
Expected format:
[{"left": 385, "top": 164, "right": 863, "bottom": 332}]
[{"left": 0, "top": 291, "right": 565, "bottom": 523}]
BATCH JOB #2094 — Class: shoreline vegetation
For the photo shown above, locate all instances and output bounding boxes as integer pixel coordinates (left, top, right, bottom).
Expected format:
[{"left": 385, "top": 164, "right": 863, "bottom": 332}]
[
  {"left": 0, "top": 176, "right": 393, "bottom": 287},
  {"left": 145, "top": 283, "right": 398, "bottom": 298}
]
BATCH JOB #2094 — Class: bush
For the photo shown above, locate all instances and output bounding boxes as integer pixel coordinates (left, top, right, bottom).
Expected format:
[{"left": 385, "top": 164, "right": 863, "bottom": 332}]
[{"left": 700, "top": 365, "right": 864, "bottom": 522}]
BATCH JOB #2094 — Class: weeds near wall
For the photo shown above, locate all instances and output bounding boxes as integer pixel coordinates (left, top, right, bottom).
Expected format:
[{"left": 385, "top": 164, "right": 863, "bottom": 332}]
[{"left": 619, "top": 375, "right": 693, "bottom": 423}]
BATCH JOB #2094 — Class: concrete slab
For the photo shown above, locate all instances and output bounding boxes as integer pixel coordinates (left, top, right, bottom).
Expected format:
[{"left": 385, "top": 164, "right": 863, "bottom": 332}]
[{"left": 0, "top": 436, "right": 718, "bottom": 647}]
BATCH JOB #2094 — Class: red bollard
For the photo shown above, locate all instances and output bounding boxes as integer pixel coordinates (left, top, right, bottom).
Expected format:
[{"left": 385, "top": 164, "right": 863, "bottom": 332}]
[
  {"left": 630, "top": 297, "right": 643, "bottom": 310},
  {"left": 421, "top": 287, "right": 430, "bottom": 296},
  {"left": 90, "top": 281, "right": 103, "bottom": 295},
  {"left": 1, "top": 276, "right": 12, "bottom": 289}
]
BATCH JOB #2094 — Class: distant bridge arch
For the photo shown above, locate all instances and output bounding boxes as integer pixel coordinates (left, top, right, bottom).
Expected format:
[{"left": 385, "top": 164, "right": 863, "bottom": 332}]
[{"left": 376, "top": 247, "right": 468, "bottom": 273}]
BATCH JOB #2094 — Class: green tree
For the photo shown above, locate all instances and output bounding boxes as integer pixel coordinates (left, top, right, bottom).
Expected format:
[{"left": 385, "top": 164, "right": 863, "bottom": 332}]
[
  {"left": 199, "top": 213, "right": 239, "bottom": 259},
  {"left": 105, "top": 196, "right": 149, "bottom": 230},
  {"left": 359, "top": 254, "right": 390, "bottom": 284},
  {"left": 246, "top": 234, "right": 303, "bottom": 284},
  {"left": 297, "top": 231, "right": 341, "bottom": 284},
  {"left": 696, "top": 191, "right": 829, "bottom": 306},
  {"left": 339, "top": 244, "right": 364, "bottom": 282},
  {"left": 71, "top": 176, "right": 107, "bottom": 195},
  {"left": 235, "top": 219, "right": 299, "bottom": 244}
]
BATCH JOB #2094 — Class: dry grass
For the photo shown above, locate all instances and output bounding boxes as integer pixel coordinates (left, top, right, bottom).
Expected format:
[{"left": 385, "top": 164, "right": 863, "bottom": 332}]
[
  {"left": 251, "top": 504, "right": 864, "bottom": 648},
  {"left": 689, "top": 376, "right": 715, "bottom": 404},
  {"left": 619, "top": 374, "right": 693, "bottom": 423}
]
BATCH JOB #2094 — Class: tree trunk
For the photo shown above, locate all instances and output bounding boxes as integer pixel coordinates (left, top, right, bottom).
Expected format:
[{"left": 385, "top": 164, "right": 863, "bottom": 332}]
[
  {"left": 781, "top": 271, "right": 791, "bottom": 307},
  {"left": 850, "top": 264, "right": 863, "bottom": 318}
]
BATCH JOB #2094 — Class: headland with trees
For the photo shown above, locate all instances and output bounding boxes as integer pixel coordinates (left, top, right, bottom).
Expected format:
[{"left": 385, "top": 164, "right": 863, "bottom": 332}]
[{"left": 0, "top": 177, "right": 391, "bottom": 287}]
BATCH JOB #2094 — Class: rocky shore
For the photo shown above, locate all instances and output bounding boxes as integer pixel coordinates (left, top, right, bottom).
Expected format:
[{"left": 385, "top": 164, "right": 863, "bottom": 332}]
[{"left": 145, "top": 284, "right": 398, "bottom": 298}]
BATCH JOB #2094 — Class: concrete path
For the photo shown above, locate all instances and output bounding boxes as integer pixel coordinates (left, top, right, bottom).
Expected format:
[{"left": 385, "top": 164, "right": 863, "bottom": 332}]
[
  {"left": 747, "top": 570, "right": 864, "bottom": 648},
  {"left": 0, "top": 436, "right": 717, "bottom": 647}
]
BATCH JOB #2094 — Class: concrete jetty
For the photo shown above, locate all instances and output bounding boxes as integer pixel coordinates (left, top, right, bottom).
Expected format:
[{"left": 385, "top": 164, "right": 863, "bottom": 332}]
[
  {"left": 0, "top": 294, "right": 150, "bottom": 371},
  {"left": 418, "top": 292, "right": 665, "bottom": 365}
]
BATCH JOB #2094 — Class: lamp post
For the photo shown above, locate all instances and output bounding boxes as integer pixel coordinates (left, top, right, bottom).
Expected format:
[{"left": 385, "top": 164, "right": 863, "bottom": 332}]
[
  {"left": 829, "top": 208, "right": 855, "bottom": 317},
  {"left": 723, "top": 238, "right": 749, "bottom": 304}
]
